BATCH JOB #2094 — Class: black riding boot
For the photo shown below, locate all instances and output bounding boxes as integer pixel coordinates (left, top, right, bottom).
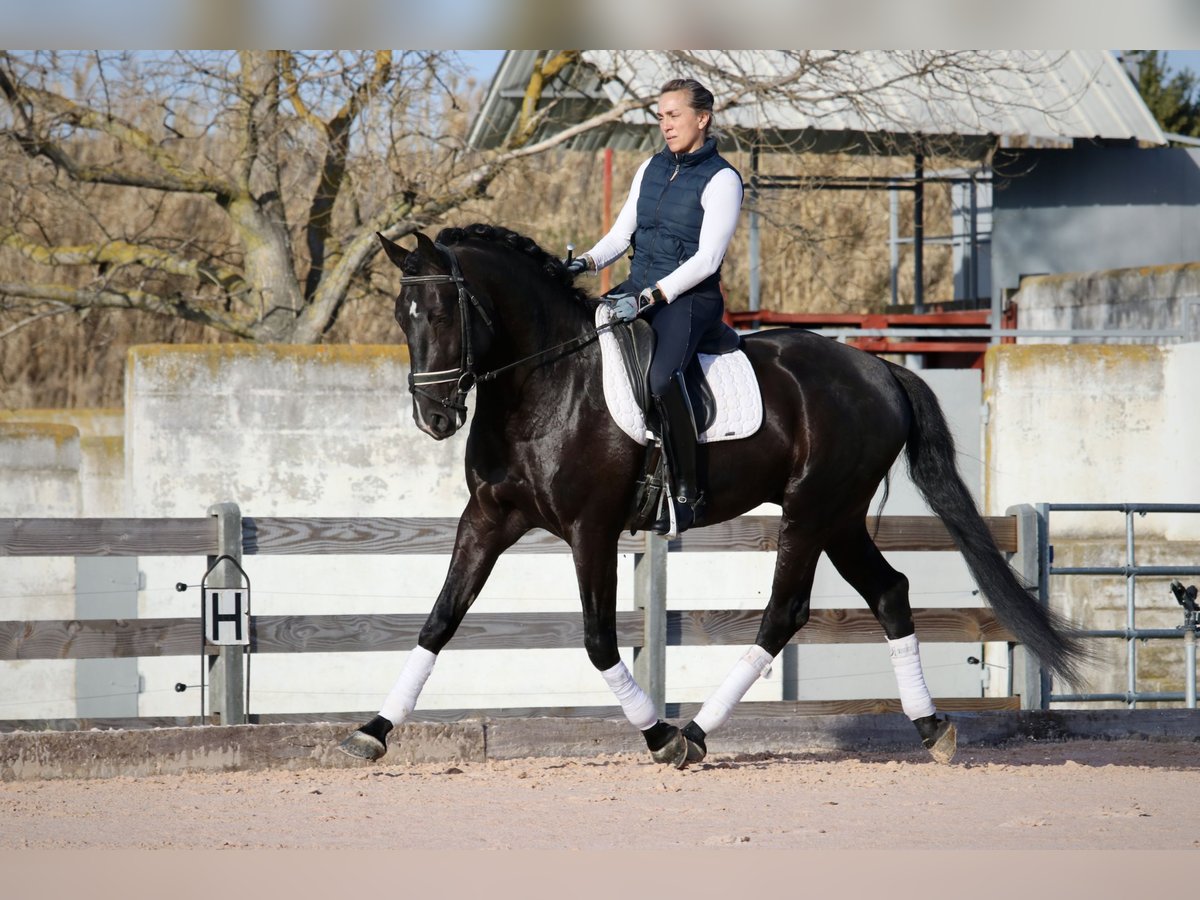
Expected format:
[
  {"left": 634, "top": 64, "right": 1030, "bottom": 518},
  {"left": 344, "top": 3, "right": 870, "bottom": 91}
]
[{"left": 652, "top": 371, "right": 704, "bottom": 535}]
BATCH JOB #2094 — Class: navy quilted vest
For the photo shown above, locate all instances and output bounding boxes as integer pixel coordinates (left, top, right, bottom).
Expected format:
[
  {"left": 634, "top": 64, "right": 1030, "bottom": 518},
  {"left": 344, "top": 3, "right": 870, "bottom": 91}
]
[{"left": 629, "top": 137, "right": 738, "bottom": 295}]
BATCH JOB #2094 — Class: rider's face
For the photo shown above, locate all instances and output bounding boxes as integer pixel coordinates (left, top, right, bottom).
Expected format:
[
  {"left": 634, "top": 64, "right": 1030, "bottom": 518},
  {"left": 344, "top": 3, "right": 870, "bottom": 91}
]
[{"left": 657, "top": 91, "right": 710, "bottom": 155}]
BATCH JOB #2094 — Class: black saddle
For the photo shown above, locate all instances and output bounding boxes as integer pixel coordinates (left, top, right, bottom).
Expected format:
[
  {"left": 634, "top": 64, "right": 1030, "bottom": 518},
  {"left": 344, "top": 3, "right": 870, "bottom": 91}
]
[{"left": 610, "top": 316, "right": 742, "bottom": 434}]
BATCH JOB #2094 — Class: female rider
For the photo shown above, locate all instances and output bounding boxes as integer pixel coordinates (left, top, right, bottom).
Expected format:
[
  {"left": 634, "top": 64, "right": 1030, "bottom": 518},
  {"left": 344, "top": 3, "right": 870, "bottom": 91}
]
[{"left": 567, "top": 78, "right": 744, "bottom": 534}]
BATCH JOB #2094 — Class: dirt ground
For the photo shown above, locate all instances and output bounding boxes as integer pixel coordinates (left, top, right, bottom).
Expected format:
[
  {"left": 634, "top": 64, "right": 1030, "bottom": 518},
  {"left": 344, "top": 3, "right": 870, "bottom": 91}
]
[{"left": 2, "top": 738, "right": 1198, "bottom": 850}]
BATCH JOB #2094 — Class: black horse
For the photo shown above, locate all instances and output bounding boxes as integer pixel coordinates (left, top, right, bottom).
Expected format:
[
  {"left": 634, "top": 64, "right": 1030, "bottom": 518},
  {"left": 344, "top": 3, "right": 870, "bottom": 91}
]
[{"left": 340, "top": 223, "right": 1086, "bottom": 768}]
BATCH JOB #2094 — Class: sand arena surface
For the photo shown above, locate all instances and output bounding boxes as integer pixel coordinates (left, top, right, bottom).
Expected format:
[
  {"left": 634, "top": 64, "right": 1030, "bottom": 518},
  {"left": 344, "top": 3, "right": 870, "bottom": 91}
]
[{"left": 2, "top": 739, "right": 1198, "bottom": 850}]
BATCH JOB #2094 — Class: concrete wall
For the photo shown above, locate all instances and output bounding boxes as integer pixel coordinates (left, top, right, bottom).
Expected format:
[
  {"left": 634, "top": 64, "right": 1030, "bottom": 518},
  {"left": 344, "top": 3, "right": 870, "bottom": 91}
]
[
  {"left": 984, "top": 343, "right": 1200, "bottom": 539},
  {"left": 0, "top": 411, "right": 133, "bottom": 720},
  {"left": 0, "top": 409, "right": 125, "bottom": 517},
  {"left": 1013, "top": 263, "right": 1200, "bottom": 344},
  {"left": 983, "top": 342, "right": 1200, "bottom": 706},
  {"left": 0, "top": 407, "right": 123, "bottom": 439}
]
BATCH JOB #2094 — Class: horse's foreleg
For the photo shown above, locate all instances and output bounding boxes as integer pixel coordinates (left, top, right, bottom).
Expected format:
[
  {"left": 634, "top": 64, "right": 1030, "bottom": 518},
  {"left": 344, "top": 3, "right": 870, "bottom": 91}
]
[
  {"left": 825, "top": 523, "right": 957, "bottom": 764},
  {"left": 676, "top": 517, "right": 821, "bottom": 767},
  {"left": 338, "top": 501, "right": 527, "bottom": 762}
]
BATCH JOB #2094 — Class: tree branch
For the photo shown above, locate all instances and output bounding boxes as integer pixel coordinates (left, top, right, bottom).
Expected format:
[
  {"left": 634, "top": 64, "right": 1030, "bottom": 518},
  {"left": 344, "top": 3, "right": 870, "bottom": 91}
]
[
  {"left": 0, "top": 62, "right": 236, "bottom": 199},
  {"left": 514, "top": 51, "right": 580, "bottom": 145},
  {"left": 297, "top": 56, "right": 651, "bottom": 343},
  {"left": 0, "top": 229, "right": 247, "bottom": 293},
  {"left": 497, "top": 94, "right": 654, "bottom": 166},
  {"left": 283, "top": 51, "right": 394, "bottom": 301},
  {"left": 0, "top": 301, "right": 74, "bottom": 341},
  {"left": 0, "top": 281, "right": 260, "bottom": 339}
]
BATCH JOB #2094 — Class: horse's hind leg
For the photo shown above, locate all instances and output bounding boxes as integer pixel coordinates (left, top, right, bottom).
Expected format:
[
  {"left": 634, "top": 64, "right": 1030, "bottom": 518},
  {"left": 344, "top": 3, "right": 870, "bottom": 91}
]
[
  {"left": 824, "top": 522, "right": 957, "bottom": 764},
  {"left": 568, "top": 529, "right": 690, "bottom": 767},
  {"left": 675, "top": 516, "right": 823, "bottom": 767}
]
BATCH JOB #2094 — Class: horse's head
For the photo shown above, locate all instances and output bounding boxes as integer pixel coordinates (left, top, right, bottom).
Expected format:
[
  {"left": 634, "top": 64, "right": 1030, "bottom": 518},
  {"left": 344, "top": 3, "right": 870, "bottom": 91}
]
[{"left": 378, "top": 230, "right": 490, "bottom": 440}]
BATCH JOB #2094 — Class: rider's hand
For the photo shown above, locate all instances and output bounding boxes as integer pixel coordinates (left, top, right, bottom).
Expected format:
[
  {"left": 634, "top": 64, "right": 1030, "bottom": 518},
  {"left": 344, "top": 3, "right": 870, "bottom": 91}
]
[
  {"left": 607, "top": 292, "right": 640, "bottom": 322},
  {"left": 564, "top": 255, "right": 589, "bottom": 277}
]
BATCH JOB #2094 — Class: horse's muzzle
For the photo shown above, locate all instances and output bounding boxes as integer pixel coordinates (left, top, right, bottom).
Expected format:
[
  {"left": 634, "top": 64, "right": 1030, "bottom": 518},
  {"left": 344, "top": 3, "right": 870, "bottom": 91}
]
[{"left": 412, "top": 399, "right": 460, "bottom": 440}]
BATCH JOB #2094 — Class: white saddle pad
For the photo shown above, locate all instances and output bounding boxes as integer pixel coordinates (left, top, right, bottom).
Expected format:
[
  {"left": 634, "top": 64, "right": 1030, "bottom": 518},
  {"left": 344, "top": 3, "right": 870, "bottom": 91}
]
[{"left": 595, "top": 305, "right": 763, "bottom": 446}]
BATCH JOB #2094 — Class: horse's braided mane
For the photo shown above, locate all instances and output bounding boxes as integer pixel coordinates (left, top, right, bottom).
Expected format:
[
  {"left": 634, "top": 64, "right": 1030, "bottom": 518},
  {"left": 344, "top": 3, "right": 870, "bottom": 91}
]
[{"left": 436, "top": 223, "right": 594, "bottom": 306}]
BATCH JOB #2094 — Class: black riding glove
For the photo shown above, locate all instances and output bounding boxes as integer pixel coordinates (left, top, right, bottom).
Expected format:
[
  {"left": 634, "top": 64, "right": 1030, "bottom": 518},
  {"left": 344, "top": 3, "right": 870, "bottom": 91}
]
[{"left": 564, "top": 256, "right": 589, "bottom": 277}]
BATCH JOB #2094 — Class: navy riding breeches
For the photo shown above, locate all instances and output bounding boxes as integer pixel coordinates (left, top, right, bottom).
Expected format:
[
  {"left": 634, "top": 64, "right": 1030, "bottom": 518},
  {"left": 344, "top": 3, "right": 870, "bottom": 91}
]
[{"left": 642, "top": 287, "right": 725, "bottom": 396}]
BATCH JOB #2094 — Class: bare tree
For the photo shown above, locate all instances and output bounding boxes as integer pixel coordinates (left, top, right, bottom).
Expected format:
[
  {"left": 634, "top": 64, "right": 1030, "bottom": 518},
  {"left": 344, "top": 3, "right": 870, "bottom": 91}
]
[
  {"left": 0, "top": 52, "right": 439, "bottom": 343},
  {"left": 0, "top": 50, "right": 1078, "bottom": 345}
]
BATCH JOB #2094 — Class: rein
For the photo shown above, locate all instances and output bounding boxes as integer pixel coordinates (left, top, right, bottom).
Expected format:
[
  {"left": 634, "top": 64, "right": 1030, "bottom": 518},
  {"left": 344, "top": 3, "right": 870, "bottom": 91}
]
[
  {"left": 399, "top": 243, "right": 611, "bottom": 425},
  {"left": 473, "top": 327, "right": 610, "bottom": 383}
]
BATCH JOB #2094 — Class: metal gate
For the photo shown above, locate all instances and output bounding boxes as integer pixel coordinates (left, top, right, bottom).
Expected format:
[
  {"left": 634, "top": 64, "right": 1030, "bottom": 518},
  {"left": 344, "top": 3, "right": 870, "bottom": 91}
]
[{"left": 1035, "top": 502, "right": 1200, "bottom": 710}]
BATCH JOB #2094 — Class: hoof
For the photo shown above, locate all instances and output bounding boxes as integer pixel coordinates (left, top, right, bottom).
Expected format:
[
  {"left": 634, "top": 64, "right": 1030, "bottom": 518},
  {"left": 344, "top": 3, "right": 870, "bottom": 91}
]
[
  {"left": 338, "top": 730, "right": 387, "bottom": 762},
  {"left": 650, "top": 727, "right": 690, "bottom": 769},
  {"left": 681, "top": 721, "right": 707, "bottom": 766},
  {"left": 923, "top": 721, "right": 957, "bottom": 765}
]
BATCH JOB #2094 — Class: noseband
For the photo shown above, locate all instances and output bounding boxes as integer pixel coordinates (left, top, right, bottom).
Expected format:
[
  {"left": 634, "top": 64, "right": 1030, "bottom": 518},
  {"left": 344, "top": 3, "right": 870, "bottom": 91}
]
[{"left": 398, "top": 243, "right": 494, "bottom": 427}]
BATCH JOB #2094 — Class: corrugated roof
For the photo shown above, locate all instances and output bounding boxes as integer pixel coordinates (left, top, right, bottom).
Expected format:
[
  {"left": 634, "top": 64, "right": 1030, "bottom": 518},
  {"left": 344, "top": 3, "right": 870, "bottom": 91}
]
[{"left": 468, "top": 50, "right": 1165, "bottom": 157}]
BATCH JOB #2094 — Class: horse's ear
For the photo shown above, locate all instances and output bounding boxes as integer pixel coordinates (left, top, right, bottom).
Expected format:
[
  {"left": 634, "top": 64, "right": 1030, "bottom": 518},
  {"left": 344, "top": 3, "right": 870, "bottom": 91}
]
[
  {"left": 376, "top": 232, "right": 409, "bottom": 269},
  {"left": 413, "top": 231, "right": 439, "bottom": 261}
]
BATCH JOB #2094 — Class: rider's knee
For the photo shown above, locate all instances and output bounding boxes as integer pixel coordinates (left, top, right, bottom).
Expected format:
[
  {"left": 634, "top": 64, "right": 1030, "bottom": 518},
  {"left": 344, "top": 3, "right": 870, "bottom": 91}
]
[
  {"left": 648, "top": 369, "right": 674, "bottom": 398},
  {"left": 649, "top": 365, "right": 687, "bottom": 400}
]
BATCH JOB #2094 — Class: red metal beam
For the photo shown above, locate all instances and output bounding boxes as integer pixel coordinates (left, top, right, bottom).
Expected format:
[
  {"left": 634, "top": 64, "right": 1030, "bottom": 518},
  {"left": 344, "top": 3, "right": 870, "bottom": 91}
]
[
  {"left": 726, "top": 309, "right": 991, "bottom": 328},
  {"left": 723, "top": 307, "right": 1003, "bottom": 368},
  {"left": 847, "top": 340, "right": 989, "bottom": 354}
]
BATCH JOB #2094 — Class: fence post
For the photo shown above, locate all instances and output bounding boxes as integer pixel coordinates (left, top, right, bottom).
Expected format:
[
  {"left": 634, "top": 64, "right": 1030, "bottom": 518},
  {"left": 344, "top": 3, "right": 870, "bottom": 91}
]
[
  {"left": 1007, "top": 503, "right": 1045, "bottom": 710},
  {"left": 633, "top": 531, "right": 667, "bottom": 716},
  {"left": 207, "top": 501, "right": 245, "bottom": 725}
]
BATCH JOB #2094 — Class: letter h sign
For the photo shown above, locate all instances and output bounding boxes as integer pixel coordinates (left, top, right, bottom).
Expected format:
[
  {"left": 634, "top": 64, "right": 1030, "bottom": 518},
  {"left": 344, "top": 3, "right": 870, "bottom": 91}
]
[{"left": 205, "top": 588, "right": 249, "bottom": 645}]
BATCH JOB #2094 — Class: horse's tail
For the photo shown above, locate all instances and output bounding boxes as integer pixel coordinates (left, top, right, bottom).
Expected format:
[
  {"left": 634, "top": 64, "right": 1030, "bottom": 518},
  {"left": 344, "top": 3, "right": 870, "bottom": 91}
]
[{"left": 886, "top": 362, "right": 1090, "bottom": 686}]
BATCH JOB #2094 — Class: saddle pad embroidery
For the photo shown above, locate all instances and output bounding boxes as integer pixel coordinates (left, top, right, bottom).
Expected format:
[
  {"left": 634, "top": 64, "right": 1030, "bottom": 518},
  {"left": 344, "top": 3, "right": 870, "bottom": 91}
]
[{"left": 595, "top": 305, "right": 763, "bottom": 446}]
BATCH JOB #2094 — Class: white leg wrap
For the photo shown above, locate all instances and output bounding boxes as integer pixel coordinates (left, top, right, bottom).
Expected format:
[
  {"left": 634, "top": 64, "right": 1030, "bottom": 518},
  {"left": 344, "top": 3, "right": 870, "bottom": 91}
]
[
  {"left": 888, "top": 633, "right": 936, "bottom": 720},
  {"left": 692, "top": 645, "right": 774, "bottom": 735},
  {"left": 378, "top": 645, "right": 437, "bottom": 726},
  {"left": 601, "top": 661, "right": 659, "bottom": 731}
]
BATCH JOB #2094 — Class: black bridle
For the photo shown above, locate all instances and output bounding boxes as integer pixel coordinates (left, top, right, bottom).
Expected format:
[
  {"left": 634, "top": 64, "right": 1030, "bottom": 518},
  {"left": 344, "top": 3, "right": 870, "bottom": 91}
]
[
  {"left": 399, "top": 243, "right": 494, "bottom": 427},
  {"left": 399, "top": 242, "right": 612, "bottom": 427}
]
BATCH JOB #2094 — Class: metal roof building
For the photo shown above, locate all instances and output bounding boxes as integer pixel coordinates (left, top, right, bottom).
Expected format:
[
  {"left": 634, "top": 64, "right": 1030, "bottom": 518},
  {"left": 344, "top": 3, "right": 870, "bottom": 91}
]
[
  {"left": 468, "top": 50, "right": 1166, "bottom": 156},
  {"left": 468, "top": 51, "right": 1180, "bottom": 357}
]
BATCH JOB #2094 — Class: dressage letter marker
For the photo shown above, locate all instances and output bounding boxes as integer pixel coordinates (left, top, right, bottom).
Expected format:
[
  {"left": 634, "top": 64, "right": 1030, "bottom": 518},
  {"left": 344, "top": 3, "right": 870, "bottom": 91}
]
[{"left": 206, "top": 588, "right": 249, "bottom": 645}]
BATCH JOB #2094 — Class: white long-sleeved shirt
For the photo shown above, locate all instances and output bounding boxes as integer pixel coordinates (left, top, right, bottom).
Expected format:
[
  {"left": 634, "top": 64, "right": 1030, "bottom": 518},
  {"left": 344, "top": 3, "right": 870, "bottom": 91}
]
[{"left": 582, "top": 156, "right": 743, "bottom": 302}]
